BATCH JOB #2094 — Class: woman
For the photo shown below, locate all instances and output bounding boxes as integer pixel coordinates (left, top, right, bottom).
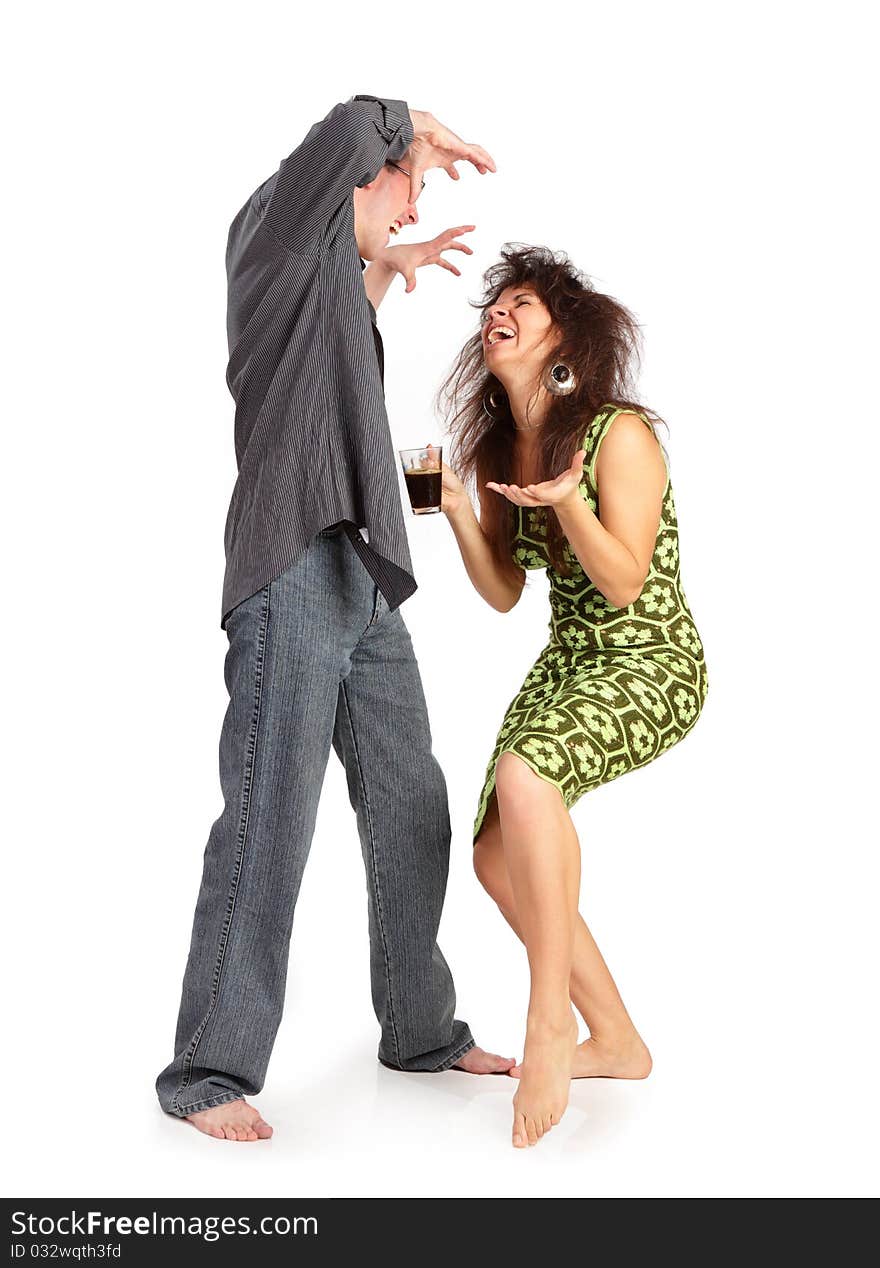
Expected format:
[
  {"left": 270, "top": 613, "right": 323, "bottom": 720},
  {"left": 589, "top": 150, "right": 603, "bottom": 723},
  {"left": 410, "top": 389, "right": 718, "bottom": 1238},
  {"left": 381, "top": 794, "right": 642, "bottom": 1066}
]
[{"left": 439, "top": 244, "right": 709, "bottom": 1149}]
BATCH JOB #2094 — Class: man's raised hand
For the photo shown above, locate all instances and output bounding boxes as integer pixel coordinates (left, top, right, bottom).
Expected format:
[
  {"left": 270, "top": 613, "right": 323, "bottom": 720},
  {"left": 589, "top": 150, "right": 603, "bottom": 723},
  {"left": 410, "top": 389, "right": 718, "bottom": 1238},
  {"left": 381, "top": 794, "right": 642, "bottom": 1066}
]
[
  {"left": 380, "top": 225, "right": 476, "bottom": 293},
  {"left": 407, "top": 109, "right": 497, "bottom": 204}
]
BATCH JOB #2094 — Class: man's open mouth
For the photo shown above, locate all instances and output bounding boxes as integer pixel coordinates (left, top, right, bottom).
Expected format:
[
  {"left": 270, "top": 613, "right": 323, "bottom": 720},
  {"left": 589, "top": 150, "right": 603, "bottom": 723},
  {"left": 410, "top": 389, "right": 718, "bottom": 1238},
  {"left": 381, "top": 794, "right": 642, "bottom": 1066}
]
[{"left": 389, "top": 220, "right": 402, "bottom": 236}]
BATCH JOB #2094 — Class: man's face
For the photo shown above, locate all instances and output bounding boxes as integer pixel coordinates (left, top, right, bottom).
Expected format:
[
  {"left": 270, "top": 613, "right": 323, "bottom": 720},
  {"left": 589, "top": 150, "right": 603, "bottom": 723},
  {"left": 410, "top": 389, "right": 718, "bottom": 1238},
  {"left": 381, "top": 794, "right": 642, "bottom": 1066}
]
[{"left": 353, "top": 163, "right": 420, "bottom": 260}]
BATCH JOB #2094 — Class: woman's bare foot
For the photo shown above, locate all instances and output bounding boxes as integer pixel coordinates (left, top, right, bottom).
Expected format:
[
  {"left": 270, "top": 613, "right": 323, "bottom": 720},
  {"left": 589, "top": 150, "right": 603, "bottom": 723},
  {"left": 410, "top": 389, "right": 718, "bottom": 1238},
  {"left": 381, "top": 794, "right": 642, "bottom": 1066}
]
[
  {"left": 185, "top": 1099, "right": 273, "bottom": 1141},
  {"left": 509, "top": 1030, "right": 652, "bottom": 1081},
  {"left": 511, "top": 1011, "right": 578, "bottom": 1148},
  {"left": 453, "top": 1045, "right": 517, "bottom": 1074}
]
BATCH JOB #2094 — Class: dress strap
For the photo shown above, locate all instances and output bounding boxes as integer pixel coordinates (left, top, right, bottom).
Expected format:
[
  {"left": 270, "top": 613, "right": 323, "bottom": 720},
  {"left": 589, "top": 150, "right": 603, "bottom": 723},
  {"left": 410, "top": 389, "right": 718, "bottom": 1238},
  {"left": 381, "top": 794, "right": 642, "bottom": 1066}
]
[{"left": 581, "top": 404, "right": 668, "bottom": 495}]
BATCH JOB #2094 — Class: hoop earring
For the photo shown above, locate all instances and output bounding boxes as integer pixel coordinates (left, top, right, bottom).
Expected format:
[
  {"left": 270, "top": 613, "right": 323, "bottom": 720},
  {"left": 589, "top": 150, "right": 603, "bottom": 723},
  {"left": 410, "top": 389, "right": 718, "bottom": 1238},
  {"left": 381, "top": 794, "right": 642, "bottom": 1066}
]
[
  {"left": 542, "top": 362, "right": 577, "bottom": 396},
  {"left": 482, "top": 386, "right": 508, "bottom": 421}
]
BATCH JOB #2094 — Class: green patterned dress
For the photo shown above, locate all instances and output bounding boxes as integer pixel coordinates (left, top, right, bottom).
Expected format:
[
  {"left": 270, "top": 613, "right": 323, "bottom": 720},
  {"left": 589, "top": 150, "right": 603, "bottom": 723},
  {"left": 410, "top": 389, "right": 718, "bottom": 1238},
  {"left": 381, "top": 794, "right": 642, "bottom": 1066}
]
[{"left": 473, "top": 404, "right": 709, "bottom": 841}]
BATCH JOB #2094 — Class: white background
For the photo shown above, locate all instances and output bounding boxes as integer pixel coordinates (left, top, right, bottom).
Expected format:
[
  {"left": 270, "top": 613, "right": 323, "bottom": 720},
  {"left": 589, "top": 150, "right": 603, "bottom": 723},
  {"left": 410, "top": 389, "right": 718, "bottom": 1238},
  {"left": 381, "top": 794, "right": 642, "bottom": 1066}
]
[{"left": 3, "top": 0, "right": 878, "bottom": 1199}]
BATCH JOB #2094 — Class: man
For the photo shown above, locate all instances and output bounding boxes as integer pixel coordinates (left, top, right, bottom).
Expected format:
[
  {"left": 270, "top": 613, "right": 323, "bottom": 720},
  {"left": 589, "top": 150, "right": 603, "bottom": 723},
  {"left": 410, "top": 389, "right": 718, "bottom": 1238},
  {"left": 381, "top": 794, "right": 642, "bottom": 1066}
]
[{"left": 155, "top": 95, "right": 513, "bottom": 1142}]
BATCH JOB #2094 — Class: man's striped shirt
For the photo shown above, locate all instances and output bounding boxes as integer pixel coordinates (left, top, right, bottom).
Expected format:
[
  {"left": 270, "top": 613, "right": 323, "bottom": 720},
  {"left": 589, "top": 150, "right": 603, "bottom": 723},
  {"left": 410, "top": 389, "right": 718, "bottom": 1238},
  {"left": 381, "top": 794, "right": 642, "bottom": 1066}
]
[{"left": 220, "top": 94, "right": 417, "bottom": 629}]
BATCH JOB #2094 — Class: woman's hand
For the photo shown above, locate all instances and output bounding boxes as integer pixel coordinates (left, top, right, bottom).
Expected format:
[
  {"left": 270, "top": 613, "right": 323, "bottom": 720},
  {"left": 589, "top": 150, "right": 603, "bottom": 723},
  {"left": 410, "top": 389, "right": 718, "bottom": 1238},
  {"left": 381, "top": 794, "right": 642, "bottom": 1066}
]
[
  {"left": 377, "top": 226, "right": 475, "bottom": 293},
  {"left": 440, "top": 461, "right": 471, "bottom": 519},
  {"left": 486, "top": 450, "right": 587, "bottom": 508}
]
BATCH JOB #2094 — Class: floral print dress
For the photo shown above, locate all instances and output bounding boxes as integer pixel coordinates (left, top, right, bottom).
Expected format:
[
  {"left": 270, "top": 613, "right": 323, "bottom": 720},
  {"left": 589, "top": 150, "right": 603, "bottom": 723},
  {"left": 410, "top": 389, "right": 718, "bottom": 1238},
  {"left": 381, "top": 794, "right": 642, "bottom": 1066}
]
[{"left": 473, "top": 404, "right": 709, "bottom": 841}]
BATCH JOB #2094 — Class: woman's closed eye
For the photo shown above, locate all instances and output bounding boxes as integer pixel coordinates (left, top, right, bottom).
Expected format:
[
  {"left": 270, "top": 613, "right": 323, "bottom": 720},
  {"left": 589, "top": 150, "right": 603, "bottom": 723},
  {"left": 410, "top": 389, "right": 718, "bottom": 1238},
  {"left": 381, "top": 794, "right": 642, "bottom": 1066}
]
[{"left": 481, "top": 299, "right": 532, "bottom": 323}]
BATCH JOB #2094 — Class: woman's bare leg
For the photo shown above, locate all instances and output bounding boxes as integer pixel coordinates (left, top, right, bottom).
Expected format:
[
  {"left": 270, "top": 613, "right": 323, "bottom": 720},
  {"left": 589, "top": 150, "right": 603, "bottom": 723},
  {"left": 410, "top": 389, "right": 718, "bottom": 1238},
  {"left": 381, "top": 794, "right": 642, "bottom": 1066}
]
[
  {"left": 492, "top": 753, "right": 580, "bottom": 1147},
  {"left": 475, "top": 780, "right": 652, "bottom": 1083}
]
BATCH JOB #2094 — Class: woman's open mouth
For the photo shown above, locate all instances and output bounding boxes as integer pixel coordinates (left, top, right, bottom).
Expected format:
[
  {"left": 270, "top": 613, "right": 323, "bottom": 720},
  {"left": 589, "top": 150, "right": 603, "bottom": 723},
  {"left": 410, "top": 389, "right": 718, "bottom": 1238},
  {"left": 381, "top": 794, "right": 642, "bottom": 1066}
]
[{"left": 487, "top": 326, "right": 516, "bottom": 346}]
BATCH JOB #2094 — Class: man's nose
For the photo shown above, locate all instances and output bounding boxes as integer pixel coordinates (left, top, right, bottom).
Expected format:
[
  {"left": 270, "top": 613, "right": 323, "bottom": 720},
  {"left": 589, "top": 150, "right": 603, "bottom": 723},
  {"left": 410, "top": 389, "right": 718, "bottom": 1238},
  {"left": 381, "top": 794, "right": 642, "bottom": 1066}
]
[{"left": 405, "top": 203, "right": 418, "bottom": 226}]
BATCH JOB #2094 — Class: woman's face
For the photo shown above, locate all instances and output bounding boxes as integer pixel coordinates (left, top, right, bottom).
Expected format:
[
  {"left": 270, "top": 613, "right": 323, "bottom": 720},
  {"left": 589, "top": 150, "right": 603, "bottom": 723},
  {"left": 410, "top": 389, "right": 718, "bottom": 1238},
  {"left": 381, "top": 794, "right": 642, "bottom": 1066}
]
[{"left": 480, "top": 284, "right": 557, "bottom": 377}]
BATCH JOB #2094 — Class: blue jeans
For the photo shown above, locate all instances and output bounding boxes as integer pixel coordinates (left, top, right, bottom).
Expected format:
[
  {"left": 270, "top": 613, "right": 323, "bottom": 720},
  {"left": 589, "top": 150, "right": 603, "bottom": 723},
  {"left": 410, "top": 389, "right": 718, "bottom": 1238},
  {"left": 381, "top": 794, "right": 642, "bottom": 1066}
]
[{"left": 156, "top": 528, "right": 474, "bottom": 1116}]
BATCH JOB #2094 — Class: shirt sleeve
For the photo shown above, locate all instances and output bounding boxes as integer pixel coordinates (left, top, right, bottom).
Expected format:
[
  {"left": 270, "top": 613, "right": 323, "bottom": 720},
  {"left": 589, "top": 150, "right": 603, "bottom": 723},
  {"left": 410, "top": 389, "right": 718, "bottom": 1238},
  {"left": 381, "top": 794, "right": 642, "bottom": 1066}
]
[{"left": 260, "top": 95, "right": 414, "bottom": 253}]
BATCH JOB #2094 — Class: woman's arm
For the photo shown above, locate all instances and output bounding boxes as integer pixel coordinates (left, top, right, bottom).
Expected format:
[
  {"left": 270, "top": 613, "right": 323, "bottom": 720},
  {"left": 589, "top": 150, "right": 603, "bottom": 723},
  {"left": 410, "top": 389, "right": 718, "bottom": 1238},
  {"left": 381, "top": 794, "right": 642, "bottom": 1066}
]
[
  {"left": 554, "top": 499, "right": 647, "bottom": 609},
  {"left": 556, "top": 415, "right": 666, "bottom": 607},
  {"left": 487, "top": 414, "right": 666, "bottom": 609},
  {"left": 442, "top": 465, "right": 524, "bottom": 612}
]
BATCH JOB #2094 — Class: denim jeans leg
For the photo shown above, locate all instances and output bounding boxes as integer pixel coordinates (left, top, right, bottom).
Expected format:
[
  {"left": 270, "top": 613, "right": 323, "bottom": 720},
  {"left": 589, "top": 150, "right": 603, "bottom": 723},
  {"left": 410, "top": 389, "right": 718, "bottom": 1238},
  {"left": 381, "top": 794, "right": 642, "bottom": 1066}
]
[
  {"left": 331, "top": 596, "right": 475, "bottom": 1072},
  {"left": 155, "top": 539, "right": 357, "bottom": 1116}
]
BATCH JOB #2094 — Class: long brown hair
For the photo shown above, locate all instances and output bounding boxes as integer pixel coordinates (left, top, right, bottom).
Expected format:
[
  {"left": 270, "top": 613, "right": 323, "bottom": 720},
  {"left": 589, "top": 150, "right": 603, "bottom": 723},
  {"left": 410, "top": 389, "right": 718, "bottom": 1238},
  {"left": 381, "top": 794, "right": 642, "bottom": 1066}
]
[{"left": 436, "top": 243, "right": 668, "bottom": 579}]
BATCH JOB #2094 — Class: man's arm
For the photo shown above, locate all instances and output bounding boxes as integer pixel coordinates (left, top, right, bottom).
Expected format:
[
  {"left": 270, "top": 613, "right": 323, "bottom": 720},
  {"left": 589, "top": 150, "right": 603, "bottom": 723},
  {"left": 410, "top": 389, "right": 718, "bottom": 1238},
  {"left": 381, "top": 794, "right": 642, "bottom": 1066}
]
[
  {"left": 261, "top": 95, "right": 413, "bottom": 253},
  {"left": 363, "top": 258, "right": 397, "bottom": 310}
]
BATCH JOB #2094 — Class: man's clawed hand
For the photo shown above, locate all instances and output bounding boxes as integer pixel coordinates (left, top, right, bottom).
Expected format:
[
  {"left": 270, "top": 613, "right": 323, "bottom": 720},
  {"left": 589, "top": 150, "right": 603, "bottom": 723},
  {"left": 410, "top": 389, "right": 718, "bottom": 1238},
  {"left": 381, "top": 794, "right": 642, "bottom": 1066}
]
[
  {"left": 407, "top": 110, "right": 497, "bottom": 205},
  {"left": 379, "top": 224, "right": 475, "bottom": 293}
]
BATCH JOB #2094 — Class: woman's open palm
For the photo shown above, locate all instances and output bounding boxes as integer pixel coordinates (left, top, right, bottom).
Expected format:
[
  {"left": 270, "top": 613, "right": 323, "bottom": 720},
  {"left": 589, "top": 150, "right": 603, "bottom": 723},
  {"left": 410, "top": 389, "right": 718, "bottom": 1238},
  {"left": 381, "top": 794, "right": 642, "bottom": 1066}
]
[{"left": 486, "top": 449, "right": 587, "bottom": 507}]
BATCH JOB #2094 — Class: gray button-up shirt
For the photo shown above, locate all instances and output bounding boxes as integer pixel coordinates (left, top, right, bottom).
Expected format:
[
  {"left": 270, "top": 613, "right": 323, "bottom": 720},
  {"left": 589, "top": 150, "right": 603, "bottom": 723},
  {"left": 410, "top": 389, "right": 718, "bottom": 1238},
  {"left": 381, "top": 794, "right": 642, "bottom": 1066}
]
[{"left": 220, "top": 94, "right": 417, "bottom": 629}]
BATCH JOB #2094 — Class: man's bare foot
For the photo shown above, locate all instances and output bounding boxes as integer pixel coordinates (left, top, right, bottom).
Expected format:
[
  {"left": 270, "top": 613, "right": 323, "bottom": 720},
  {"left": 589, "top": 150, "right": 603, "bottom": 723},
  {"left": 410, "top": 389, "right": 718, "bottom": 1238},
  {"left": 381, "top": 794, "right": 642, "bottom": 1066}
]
[
  {"left": 508, "top": 1031, "right": 652, "bottom": 1081},
  {"left": 185, "top": 1099, "right": 273, "bottom": 1141},
  {"left": 511, "top": 1010, "right": 578, "bottom": 1148},
  {"left": 453, "top": 1045, "right": 517, "bottom": 1075}
]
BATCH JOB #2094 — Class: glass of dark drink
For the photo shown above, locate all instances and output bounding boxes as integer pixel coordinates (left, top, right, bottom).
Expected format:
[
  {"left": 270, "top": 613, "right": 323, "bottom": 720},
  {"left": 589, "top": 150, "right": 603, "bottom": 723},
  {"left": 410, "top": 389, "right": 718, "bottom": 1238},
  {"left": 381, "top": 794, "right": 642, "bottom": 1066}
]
[{"left": 399, "top": 445, "right": 443, "bottom": 515}]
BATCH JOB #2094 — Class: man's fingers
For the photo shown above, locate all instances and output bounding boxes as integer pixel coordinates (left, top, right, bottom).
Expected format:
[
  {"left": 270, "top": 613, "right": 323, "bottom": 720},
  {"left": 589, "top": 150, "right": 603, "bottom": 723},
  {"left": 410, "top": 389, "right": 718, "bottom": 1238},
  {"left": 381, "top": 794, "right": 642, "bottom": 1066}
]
[
  {"left": 444, "top": 162, "right": 461, "bottom": 181},
  {"left": 444, "top": 141, "right": 497, "bottom": 173},
  {"left": 433, "top": 225, "right": 476, "bottom": 248},
  {"left": 431, "top": 226, "right": 475, "bottom": 253},
  {"left": 436, "top": 259, "right": 461, "bottom": 276},
  {"left": 467, "top": 143, "right": 497, "bottom": 173}
]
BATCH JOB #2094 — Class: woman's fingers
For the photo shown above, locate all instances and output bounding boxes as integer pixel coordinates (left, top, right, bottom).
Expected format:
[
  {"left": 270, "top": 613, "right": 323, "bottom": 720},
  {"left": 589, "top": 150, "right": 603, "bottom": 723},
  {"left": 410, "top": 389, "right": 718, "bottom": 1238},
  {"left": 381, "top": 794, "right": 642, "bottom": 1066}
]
[
  {"left": 486, "top": 481, "right": 546, "bottom": 506},
  {"left": 487, "top": 482, "right": 520, "bottom": 503}
]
